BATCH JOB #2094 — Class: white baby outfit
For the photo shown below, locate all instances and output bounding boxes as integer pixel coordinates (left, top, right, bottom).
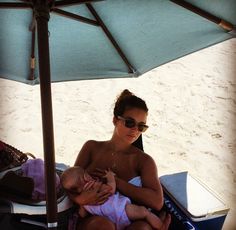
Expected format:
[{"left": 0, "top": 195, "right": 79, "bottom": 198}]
[{"left": 84, "top": 176, "right": 142, "bottom": 230}]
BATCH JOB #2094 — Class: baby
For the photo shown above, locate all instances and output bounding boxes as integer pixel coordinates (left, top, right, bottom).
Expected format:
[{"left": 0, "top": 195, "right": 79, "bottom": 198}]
[{"left": 61, "top": 166, "right": 165, "bottom": 230}]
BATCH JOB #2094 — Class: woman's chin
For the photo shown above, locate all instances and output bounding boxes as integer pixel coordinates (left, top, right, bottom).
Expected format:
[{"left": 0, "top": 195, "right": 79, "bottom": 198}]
[{"left": 126, "top": 135, "right": 138, "bottom": 143}]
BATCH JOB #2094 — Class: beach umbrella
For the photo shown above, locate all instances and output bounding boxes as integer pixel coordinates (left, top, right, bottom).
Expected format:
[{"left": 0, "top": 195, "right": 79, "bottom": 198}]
[{"left": 0, "top": 0, "right": 235, "bottom": 229}]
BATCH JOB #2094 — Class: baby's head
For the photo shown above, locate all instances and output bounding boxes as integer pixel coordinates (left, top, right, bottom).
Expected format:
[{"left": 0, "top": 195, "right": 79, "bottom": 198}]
[{"left": 61, "top": 166, "right": 92, "bottom": 193}]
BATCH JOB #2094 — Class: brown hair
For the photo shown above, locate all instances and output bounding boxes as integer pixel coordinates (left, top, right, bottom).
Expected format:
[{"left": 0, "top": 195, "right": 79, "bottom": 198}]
[
  {"left": 113, "top": 89, "right": 148, "bottom": 117},
  {"left": 60, "top": 166, "right": 84, "bottom": 191}
]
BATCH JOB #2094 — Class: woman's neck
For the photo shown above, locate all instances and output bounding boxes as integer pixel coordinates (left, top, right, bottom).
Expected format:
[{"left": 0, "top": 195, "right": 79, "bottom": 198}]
[{"left": 108, "top": 137, "right": 130, "bottom": 153}]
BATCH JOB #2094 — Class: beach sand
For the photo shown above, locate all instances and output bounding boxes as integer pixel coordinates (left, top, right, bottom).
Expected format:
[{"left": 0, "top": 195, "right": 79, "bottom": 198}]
[{"left": 0, "top": 38, "right": 235, "bottom": 229}]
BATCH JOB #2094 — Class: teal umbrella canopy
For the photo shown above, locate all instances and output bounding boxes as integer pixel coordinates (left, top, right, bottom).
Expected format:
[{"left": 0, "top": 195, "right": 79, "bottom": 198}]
[
  {"left": 0, "top": 0, "right": 235, "bottom": 229},
  {"left": 0, "top": 0, "right": 235, "bottom": 84}
]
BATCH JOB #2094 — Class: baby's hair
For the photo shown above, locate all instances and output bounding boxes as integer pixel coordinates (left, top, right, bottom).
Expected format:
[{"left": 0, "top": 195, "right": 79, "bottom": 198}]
[
  {"left": 60, "top": 166, "right": 83, "bottom": 190},
  {"left": 113, "top": 89, "right": 148, "bottom": 117}
]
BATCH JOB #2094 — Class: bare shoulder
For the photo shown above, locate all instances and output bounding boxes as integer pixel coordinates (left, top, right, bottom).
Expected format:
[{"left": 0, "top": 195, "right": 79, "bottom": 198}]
[
  {"left": 75, "top": 140, "right": 104, "bottom": 166},
  {"left": 82, "top": 140, "right": 106, "bottom": 151},
  {"left": 80, "top": 139, "right": 109, "bottom": 157},
  {"left": 81, "top": 140, "right": 105, "bottom": 154},
  {"left": 83, "top": 139, "right": 99, "bottom": 147},
  {"left": 134, "top": 147, "right": 156, "bottom": 169}
]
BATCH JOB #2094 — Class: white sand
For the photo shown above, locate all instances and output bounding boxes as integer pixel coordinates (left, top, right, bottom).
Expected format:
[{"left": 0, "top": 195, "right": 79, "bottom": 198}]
[{"left": 0, "top": 38, "right": 235, "bottom": 230}]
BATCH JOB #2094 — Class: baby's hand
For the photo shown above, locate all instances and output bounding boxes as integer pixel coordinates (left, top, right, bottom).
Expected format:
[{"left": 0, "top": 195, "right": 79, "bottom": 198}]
[{"left": 103, "top": 169, "right": 115, "bottom": 181}]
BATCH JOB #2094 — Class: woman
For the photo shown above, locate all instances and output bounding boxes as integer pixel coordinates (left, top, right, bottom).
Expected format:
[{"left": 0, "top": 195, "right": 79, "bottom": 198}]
[{"left": 69, "top": 89, "right": 171, "bottom": 230}]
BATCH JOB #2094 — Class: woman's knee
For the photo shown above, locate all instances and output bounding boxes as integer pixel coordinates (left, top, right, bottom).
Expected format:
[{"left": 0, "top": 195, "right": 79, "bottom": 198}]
[
  {"left": 77, "top": 216, "right": 115, "bottom": 230},
  {"left": 126, "top": 220, "right": 152, "bottom": 230}
]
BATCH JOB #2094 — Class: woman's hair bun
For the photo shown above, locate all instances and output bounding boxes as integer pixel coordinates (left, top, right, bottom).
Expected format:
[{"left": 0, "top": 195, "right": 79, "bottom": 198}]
[
  {"left": 114, "top": 89, "right": 148, "bottom": 117},
  {"left": 117, "top": 89, "right": 134, "bottom": 102}
]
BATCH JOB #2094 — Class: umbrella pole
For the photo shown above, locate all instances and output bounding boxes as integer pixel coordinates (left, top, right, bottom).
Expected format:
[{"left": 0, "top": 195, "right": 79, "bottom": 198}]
[{"left": 35, "top": 1, "right": 58, "bottom": 229}]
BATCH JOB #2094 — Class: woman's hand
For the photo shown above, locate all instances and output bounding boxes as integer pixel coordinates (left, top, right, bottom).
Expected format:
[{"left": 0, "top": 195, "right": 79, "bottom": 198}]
[
  {"left": 90, "top": 168, "right": 106, "bottom": 180},
  {"left": 83, "top": 181, "right": 112, "bottom": 205},
  {"left": 73, "top": 180, "right": 112, "bottom": 206}
]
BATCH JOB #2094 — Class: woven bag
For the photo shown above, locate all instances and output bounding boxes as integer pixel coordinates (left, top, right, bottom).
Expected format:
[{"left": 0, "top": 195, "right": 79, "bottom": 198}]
[{"left": 0, "top": 140, "right": 35, "bottom": 172}]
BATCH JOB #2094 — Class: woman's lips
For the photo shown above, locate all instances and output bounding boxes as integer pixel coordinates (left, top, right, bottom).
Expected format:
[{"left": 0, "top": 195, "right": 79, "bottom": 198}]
[{"left": 127, "top": 133, "right": 136, "bottom": 139}]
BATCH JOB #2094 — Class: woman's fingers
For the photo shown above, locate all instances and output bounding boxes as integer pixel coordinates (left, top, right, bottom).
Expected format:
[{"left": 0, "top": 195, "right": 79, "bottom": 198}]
[
  {"left": 80, "top": 184, "right": 111, "bottom": 205},
  {"left": 92, "top": 181, "right": 103, "bottom": 191},
  {"left": 83, "top": 181, "right": 95, "bottom": 191},
  {"left": 95, "top": 189, "right": 112, "bottom": 205},
  {"left": 83, "top": 181, "right": 103, "bottom": 192},
  {"left": 160, "top": 213, "right": 171, "bottom": 230}
]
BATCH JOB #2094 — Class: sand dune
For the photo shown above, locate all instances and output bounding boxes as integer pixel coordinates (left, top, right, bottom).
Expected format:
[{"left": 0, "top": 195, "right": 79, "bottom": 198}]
[{"left": 0, "top": 38, "right": 235, "bottom": 229}]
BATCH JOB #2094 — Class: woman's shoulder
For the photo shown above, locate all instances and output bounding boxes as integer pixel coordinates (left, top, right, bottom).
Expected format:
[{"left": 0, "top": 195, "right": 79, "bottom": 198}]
[
  {"left": 75, "top": 140, "right": 108, "bottom": 166},
  {"left": 132, "top": 145, "right": 152, "bottom": 160},
  {"left": 83, "top": 140, "right": 108, "bottom": 149},
  {"left": 133, "top": 147, "right": 156, "bottom": 168}
]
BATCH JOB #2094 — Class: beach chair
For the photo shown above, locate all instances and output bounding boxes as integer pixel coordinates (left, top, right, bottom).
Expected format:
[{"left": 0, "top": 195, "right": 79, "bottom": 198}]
[
  {"left": 132, "top": 134, "right": 143, "bottom": 151},
  {"left": 0, "top": 141, "right": 73, "bottom": 230}
]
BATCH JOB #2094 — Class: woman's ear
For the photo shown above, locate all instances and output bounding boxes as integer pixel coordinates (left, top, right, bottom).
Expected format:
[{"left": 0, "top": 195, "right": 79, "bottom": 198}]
[{"left": 113, "top": 116, "right": 118, "bottom": 126}]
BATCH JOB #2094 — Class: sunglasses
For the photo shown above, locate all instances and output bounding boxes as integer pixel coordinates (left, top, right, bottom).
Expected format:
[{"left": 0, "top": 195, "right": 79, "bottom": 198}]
[{"left": 117, "top": 116, "right": 149, "bottom": 132}]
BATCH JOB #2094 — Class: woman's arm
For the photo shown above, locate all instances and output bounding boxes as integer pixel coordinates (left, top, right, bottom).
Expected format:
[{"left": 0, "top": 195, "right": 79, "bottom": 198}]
[{"left": 116, "top": 153, "right": 164, "bottom": 211}]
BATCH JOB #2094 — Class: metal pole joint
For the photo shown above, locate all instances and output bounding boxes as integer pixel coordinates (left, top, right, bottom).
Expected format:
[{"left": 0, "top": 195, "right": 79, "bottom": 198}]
[{"left": 34, "top": 0, "right": 51, "bottom": 21}]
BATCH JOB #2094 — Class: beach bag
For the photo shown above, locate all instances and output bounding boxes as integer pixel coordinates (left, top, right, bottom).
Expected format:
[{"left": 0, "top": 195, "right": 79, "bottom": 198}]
[
  {"left": 0, "top": 140, "right": 36, "bottom": 198},
  {"left": 0, "top": 140, "right": 35, "bottom": 172}
]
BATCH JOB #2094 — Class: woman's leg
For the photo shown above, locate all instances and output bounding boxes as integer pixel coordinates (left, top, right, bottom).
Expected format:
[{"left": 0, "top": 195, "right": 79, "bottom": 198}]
[
  {"left": 125, "top": 213, "right": 171, "bottom": 230},
  {"left": 77, "top": 216, "right": 115, "bottom": 230},
  {"left": 125, "top": 220, "right": 153, "bottom": 230}
]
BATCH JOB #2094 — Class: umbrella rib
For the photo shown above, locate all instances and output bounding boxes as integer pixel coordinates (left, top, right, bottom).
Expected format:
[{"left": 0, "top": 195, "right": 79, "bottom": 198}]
[
  {"left": 86, "top": 3, "right": 136, "bottom": 74},
  {"left": 52, "top": 8, "right": 99, "bottom": 26},
  {"left": 54, "top": 0, "right": 103, "bottom": 7},
  {"left": 0, "top": 2, "right": 32, "bottom": 8},
  {"left": 171, "top": 0, "right": 234, "bottom": 32}
]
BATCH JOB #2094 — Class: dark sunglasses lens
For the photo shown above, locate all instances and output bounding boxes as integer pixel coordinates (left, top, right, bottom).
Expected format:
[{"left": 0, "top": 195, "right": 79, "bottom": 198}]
[
  {"left": 124, "top": 119, "right": 136, "bottom": 128},
  {"left": 138, "top": 125, "right": 148, "bottom": 132}
]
